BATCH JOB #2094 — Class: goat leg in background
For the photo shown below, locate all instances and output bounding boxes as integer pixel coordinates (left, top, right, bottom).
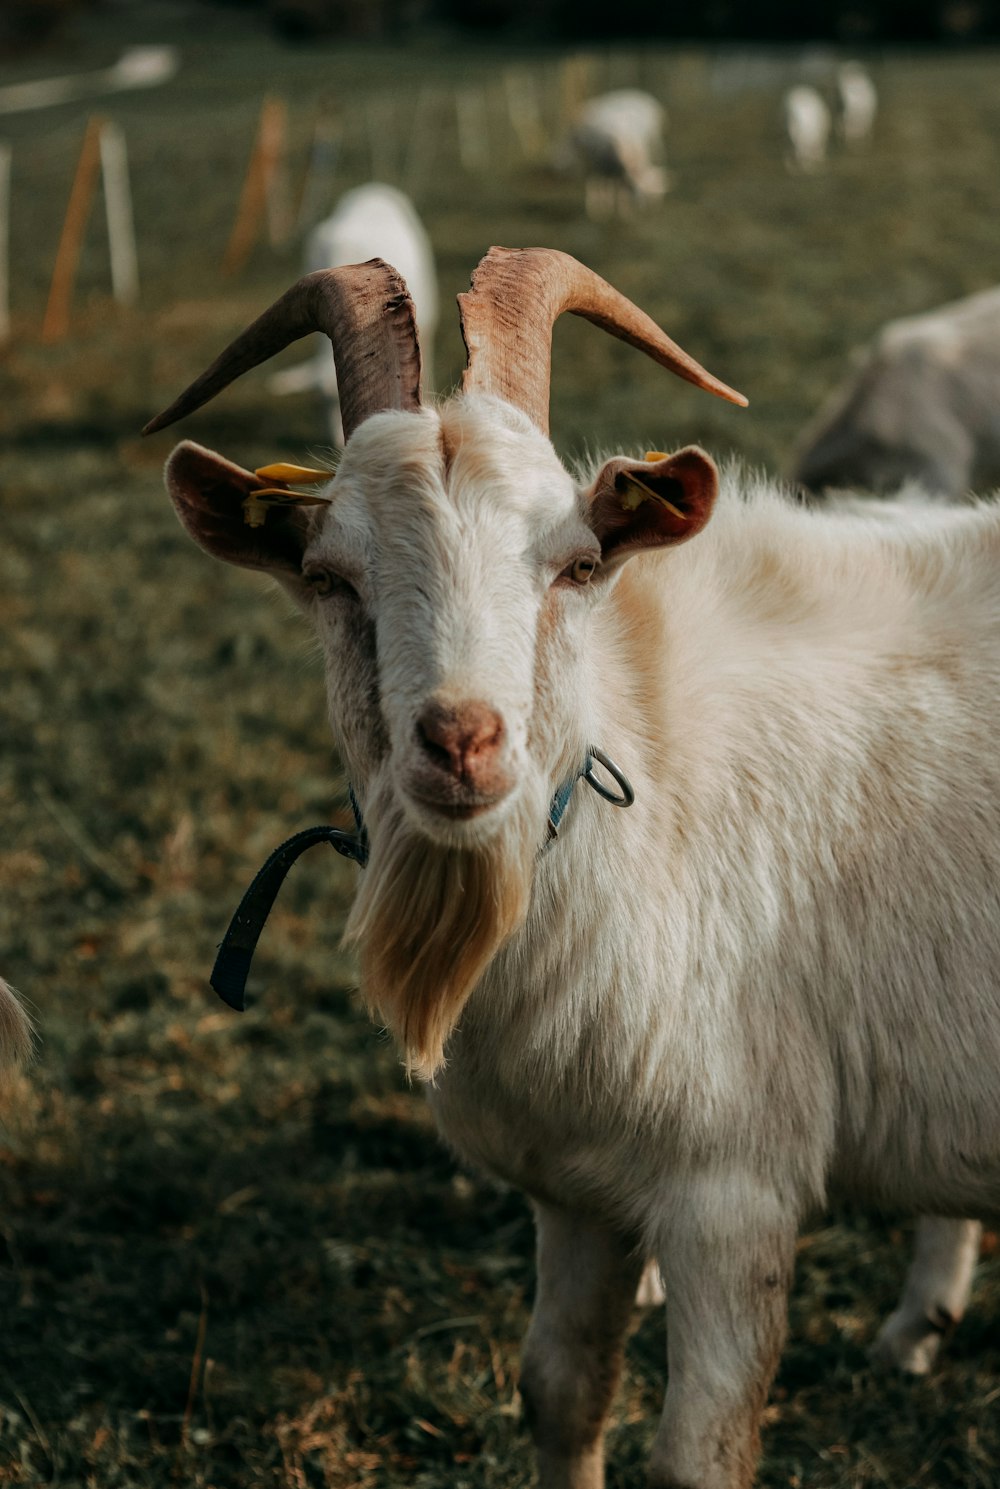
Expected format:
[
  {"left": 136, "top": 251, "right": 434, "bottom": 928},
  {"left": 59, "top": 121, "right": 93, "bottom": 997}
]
[
  {"left": 519, "top": 1205, "right": 644, "bottom": 1489},
  {"left": 648, "top": 1177, "right": 797, "bottom": 1489},
  {"left": 871, "top": 1216, "right": 981, "bottom": 1374}
]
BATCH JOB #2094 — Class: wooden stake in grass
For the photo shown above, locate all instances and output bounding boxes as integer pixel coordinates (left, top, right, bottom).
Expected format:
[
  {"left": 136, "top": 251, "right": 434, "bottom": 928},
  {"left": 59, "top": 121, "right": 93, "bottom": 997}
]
[
  {"left": 0, "top": 142, "right": 10, "bottom": 343},
  {"left": 223, "top": 96, "right": 290, "bottom": 276},
  {"left": 262, "top": 96, "right": 292, "bottom": 249},
  {"left": 295, "top": 102, "right": 343, "bottom": 232},
  {"left": 99, "top": 120, "right": 138, "bottom": 308},
  {"left": 41, "top": 115, "right": 104, "bottom": 343},
  {"left": 502, "top": 68, "right": 547, "bottom": 162},
  {"left": 558, "top": 53, "right": 597, "bottom": 126},
  {"left": 455, "top": 87, "right": 489, "bottom": 173},
  {"left": 402, "top": 85, "right": 437, "bottom": 192},
  {"left": 365, "top": 94, "right": 397, "bottom": 183}
]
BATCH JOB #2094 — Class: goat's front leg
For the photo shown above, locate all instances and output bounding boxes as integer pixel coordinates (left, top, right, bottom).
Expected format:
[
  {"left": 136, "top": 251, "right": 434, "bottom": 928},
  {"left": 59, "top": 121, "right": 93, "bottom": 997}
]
[
  {"left": 648, "top": 1176, "right": 797, "bottom": 1489},
  {"left": 871, "top": 1217, "right": 981, "bottom": 1374},
  {"left": 520, "top": 1203, "right": 644, "bottom": 1489}
]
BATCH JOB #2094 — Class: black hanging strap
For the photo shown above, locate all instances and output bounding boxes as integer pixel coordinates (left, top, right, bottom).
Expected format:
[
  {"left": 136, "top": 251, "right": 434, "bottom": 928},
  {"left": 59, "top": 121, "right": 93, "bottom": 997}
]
[
  {"left": 209, "top": 750, "right": 635, "bottom": 1014},
  {"left": 210, "top": 824, "right": 368, "bottom": 1012}
]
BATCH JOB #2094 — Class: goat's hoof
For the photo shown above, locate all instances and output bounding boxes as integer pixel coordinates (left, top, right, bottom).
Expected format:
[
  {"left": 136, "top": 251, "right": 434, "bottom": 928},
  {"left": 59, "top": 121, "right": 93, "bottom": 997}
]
[{"left": 870, "top": 1307, "right": 955, "bottom": 1375}]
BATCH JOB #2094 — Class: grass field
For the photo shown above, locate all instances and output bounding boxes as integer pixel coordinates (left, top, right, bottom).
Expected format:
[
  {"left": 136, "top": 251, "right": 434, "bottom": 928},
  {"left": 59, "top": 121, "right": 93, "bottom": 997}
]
[{"left": 2, "top": 11, "right": 1000, "bottom": 1486}]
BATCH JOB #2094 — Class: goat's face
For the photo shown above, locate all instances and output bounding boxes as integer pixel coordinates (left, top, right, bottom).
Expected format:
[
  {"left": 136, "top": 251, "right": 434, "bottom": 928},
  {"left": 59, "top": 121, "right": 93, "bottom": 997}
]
[
  {"left": 164, "top": 394, "right": 717, "bottom": 1075},
  {"left": 307, "top": 397, "right": 596, "bottom": 848}
]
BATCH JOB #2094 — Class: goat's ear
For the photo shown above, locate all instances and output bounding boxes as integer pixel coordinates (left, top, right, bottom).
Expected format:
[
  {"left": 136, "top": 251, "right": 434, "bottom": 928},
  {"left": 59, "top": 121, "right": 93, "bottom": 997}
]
[
  {"left": 165, "top": 440, "right": 315, "bottom": 578},
  {"left": 585, "top": 446, "right": 718, "bottom": 568}
]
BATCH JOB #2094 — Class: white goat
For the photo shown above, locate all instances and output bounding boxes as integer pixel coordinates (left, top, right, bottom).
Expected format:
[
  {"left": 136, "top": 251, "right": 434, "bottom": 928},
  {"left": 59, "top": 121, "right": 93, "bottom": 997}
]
[
  {"left": 792, "top": 285, "right": 1000, "bottom": 499},
  {"left": 0, "top": 975, "right": 32, "bottom": 1082},
  {"left": 836, "top": 61, "right": 877, "bottom": 146},
  {"left": 783, "top": 84, "right": 830, "bottom": 171},
  {"left": 147, "top": 248, "right": 999, "bottom": 1489},
  {"left": 562, "top": 89, "right": 668, "bottom": 218},
  {"left": 267, "top": 183, "right": 438, "bottom": 444}
]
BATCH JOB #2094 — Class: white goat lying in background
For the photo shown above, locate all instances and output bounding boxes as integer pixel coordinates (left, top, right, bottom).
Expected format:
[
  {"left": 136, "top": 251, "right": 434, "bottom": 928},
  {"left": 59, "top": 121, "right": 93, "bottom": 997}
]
[
  {"left": 147, "top": 248, "right": 998, "bottom": 1489},
  {"left": 267, "top": 182, "right": 438, "bottom": 444},
  {"left": 792, "top": 284, "right": 1000, "bottom": 500}
]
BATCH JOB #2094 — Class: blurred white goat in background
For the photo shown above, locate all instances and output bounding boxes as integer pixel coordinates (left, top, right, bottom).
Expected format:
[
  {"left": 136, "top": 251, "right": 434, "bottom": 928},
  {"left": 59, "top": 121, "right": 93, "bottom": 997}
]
[
  {"left": 268, "top": 182, "right": 438, "bottom": 444},
  {"left": 784, "top": 84, "right": 831, "bottom": 171},
  {"left": 561, "top": 89, "right": 669, "bottom": 218},
  {"left": 837, "top": 61, "right": 877, "bottom": 145}
]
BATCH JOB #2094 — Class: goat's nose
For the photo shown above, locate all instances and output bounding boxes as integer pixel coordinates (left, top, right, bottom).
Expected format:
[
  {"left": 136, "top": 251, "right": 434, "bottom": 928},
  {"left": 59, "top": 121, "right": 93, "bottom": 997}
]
[{"left": 415, "top": 699, "right": 506, "bottom": 785}]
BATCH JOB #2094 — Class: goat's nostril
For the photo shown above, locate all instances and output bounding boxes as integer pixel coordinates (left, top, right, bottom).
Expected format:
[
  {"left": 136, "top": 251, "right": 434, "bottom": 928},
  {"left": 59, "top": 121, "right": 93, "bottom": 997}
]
[
  {"left": 416, "top": 716, "right": 457, "bottom": 773},
  {"left": 415, "top": 700, "right": 506, "bottom": 782}
]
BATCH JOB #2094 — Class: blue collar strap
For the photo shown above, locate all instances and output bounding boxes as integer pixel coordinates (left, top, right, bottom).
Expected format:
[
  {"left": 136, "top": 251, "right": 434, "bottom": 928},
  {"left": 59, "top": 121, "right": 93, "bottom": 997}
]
[{"left": 210, "top": 747, "right": 634, "bottom": 1013}]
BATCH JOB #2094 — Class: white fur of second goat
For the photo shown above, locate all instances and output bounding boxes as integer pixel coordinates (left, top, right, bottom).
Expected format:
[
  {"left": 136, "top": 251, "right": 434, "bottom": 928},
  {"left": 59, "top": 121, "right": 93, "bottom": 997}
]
[
  {"left": 155, "top": 248, "right": 998, "bottom": 1489},
  {"left": 267, "top": 183, "right": 438, "bottom": 444},
  {"left": 792, "top": 285, "right": 1000, "bottom": 499}
]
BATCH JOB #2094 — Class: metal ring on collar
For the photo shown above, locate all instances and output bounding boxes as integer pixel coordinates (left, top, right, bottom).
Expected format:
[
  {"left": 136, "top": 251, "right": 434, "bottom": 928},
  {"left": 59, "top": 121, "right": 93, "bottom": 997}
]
[{"left": 583, "top": 747, "right": 635, "bottom": 807}]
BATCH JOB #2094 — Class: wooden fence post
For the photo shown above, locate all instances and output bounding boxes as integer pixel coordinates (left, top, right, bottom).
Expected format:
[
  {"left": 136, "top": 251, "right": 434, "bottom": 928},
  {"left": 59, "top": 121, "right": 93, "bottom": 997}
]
[
  {"left": 295, "top": 104, "right": 342, "bottom": 232},
  {"left": 99, "top": 121, "right": 138, "bottom": 307},
  {"left": 455, "top": 87, "right": 489, "bottom": 172},
  {"left": 42, "top": 115, "right": 103, "bottom": 342},
  {"left": 223, "top": 96, "right": 289, "bottom": 275},
  {"left": 502, "top": 68, "right": 547, "bottom": 161},
  {"left": 0, "top": 143, "right": 10, "bottom": 342},
  {"left": 558, "top": 53, "right": 597, "bottom": 126},
  {"left": 365, "top": 94, "right": 397, "bottom": 182},
  {"left": 402, "top": 86, "right": 437, "bottom": 190},
  {"left": 262, "top": 96, "right": 291, "bottom": 248}
]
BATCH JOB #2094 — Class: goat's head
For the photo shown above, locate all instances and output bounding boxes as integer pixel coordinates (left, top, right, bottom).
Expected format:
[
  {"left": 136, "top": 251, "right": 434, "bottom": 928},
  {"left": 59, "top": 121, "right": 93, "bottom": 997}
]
[{"left": 147, "top": 247, "right": 745, "bottom": 1076}]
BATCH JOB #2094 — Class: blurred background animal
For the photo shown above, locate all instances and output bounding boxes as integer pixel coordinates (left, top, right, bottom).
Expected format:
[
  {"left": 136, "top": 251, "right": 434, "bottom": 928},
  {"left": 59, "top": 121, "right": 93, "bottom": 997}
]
[
  {"left": 559, "top": 88, "right": 669, "bottom": 218},
  {"left": 836, "top": 60, "right": 878, "bottom": 145},
  {"left": 791, "top": 285, "right": 1000, "bottom": 499},
  {"left": 783, "top": 83, "right": 831, "bottom": 171},
  {"left": 267, "top": 182, "right": 438, "bottom": 444}
]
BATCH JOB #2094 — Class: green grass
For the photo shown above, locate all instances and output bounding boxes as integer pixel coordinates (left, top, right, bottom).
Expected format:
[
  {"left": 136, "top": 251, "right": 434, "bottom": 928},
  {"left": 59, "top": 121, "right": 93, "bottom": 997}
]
[{"left": 1, "top": 17, "right": 1000, "bottom": 1487}]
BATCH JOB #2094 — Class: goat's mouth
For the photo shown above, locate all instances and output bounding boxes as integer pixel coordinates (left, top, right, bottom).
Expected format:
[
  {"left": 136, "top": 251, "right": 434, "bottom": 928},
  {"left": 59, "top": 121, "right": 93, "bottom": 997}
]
[
  {"left": 408, "top": 791, "right": 498, "bottom": 820},
  {"left": 399, "top": 765, "right": 516, "bottom": 838},
  {"left": 405, "top": 778, "right": 513, "bottom": 819}
]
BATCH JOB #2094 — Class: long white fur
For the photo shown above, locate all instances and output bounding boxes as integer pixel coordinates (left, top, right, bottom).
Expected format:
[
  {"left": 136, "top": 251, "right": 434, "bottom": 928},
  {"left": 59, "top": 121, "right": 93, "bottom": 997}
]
[{"left": 183, "top": 394, "right": 1000, "bottom": 1488}]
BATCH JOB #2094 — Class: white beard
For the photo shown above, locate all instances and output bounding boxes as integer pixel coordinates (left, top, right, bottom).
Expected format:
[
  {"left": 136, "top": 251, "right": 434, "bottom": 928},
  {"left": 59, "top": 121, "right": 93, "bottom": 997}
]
[{"left": 344, "top": 776, "right": 540, "bottom": 1079}]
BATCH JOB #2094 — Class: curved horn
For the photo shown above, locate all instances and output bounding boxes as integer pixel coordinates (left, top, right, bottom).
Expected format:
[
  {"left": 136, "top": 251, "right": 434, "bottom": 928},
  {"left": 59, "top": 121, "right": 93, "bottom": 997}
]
[
  {"left": 143, "top": 260, "right": 422, "bottom": 442},
  {"left": 458, "top": 246, "right": 747, "bottom": 436}
]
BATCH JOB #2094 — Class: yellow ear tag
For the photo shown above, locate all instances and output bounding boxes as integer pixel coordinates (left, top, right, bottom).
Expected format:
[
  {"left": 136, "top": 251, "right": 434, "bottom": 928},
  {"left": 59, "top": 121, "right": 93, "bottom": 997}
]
[
  {"left": 254, "top": 462, "right": 331, "bottom": 485},
  {"left": 621, "top": 471, "right": 687, "bottom": 522},
  {"left": 643, "top": 451, "right": 669, "bottom": 462}
]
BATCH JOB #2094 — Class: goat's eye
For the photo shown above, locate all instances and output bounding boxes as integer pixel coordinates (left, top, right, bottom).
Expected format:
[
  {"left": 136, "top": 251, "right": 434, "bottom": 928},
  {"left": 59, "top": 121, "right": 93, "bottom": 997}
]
[
  {"left": 304, "top": 566, "right": 357, "bottom": 600},
  {"left": 561, "top": 555, "right": 598, "bottom": 586}
]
